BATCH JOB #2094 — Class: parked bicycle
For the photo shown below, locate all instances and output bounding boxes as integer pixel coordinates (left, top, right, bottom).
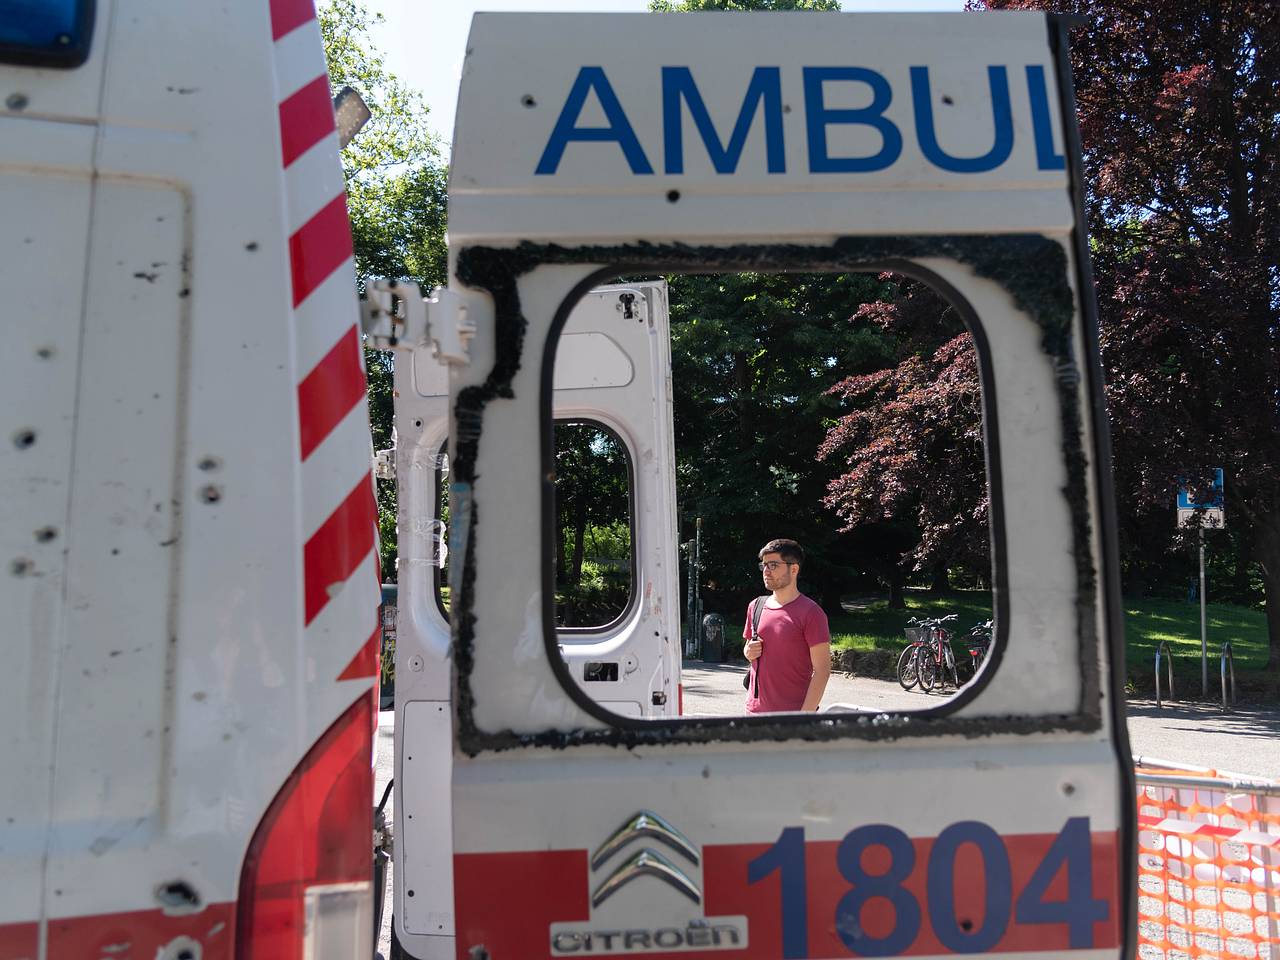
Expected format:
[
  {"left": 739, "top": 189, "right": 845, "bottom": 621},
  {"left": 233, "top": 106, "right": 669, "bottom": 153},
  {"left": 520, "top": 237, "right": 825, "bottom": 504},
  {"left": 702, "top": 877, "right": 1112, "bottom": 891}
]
[
  {"left": 897, "top": 614, "right": 958, "bottom": 692},
  {"left": 957, "top": 619, "right": 993, "bottom": 681}
]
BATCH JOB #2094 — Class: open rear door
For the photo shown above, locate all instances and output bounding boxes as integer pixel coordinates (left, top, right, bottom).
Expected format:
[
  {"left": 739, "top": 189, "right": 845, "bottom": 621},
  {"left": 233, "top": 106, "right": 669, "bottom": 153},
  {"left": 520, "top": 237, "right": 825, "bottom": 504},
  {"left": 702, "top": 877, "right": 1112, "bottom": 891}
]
[{"left": 395, "top": 10, "right": 1135, "bottom": 960}]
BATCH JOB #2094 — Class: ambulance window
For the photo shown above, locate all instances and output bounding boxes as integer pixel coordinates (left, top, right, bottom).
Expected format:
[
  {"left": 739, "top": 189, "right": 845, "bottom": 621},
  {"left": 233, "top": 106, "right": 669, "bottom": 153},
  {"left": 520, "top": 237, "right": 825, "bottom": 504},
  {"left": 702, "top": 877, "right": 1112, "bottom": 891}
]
[
  {"left": 549, "top": 270, "right": 1002, "bottom": 720},
  {"left": 553, "top": 420, "right": 633, "bottom": 631},
  {"left": 0, "top": 0, "right": 95, "bottom": 68},
  {"left": 435, "top": 421, "right": 634, "bottom": 630}
]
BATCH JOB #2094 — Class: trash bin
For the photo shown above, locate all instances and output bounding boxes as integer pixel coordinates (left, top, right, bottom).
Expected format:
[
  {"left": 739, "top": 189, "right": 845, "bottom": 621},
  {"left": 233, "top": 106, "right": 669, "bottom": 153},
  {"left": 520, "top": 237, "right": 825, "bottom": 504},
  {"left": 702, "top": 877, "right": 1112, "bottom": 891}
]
[{"left": 701, "top": 613, "right": 725, "bottom": 663}]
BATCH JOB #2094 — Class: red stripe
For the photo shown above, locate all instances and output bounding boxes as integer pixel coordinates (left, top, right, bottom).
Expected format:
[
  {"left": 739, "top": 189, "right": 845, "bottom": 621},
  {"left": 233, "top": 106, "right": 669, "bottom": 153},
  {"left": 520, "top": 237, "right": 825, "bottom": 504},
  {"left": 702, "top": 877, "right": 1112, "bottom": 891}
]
[
  {"left": 270, "top": 0, "right": 316, "bottom": 40},
  {"left": 298, "top": 325, "right": 366, "bottom": 460},
  {"left": 304, "top": 478, "right": 377, "bottom": 625},
  {"left": 337, "top": 622, "right": 381, "bottom": 681},
  {"left": 46, "top": 904, "right": 234, "bottom": 958},
  {"left": 289, "top": 194, "right": 353, "bottom": 308},
  {"left": 279, "top": 75, "right": 336, "bottom": 168}
]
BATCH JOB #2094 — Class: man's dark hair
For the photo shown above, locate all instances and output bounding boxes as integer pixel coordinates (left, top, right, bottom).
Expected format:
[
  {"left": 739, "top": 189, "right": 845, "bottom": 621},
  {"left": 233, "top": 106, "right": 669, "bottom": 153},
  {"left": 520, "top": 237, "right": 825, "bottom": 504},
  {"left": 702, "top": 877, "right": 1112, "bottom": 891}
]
[{"left": 758, "top": 538, "right": 804, "bottom": 567}]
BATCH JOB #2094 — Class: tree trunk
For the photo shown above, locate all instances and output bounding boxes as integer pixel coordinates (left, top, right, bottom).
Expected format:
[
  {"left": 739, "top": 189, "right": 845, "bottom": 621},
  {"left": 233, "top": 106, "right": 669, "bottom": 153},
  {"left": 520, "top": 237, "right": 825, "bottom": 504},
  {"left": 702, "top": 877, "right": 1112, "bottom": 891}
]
[
  {"left": 556, "top": 516, "right": 567, "bottom": 586},
  {"left": 888, "top": 568, "right": 906, "bottom": 610},
  {"left": 1255, "top": 514, "right": 1280, "bottom": 672},
  {"left": 733, "top": 351, "right": 752, "bottom": 440},
  {"left": 930, "top": 562, "right": 950, "bottom": 594},
  {"left": 571, "top": 498, "right": 587, "bottom": 586}
]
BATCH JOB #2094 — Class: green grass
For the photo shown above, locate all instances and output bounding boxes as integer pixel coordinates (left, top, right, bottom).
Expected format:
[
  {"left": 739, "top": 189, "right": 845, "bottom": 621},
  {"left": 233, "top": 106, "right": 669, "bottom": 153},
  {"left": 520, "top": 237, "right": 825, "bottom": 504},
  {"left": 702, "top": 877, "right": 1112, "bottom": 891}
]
[
  {"left": 724, "top": 590, "right": 1271, "bottom": 680},
  {"left": 1123, "top": 595, "right": 1269, "bottom": 677},
  {"left": 827, "top": 593, "right": 994, "bottom": 652}
]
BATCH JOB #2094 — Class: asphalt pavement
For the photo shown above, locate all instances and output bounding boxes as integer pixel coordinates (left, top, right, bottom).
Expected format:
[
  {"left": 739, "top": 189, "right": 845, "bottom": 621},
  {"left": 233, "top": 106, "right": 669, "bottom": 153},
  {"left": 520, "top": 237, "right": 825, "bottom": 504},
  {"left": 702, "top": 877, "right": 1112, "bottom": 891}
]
[{"left": 681, "top": 660, "right": 1280, "bottom": 778}]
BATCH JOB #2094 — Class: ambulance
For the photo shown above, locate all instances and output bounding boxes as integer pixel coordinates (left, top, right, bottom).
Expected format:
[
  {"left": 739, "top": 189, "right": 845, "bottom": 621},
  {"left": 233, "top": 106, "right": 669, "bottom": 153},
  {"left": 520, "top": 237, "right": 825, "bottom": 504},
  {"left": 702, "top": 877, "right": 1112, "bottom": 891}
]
[{"left": 1, "top": 3, "right": 1136, "bottom": 959}]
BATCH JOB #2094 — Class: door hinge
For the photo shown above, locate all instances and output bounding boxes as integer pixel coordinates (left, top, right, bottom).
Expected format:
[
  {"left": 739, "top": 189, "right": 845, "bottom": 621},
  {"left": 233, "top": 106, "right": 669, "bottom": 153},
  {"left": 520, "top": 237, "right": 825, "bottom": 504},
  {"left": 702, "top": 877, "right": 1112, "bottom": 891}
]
[
  {"left": 360, "top": 280, "right": 480, "bottom": 365},
  {"left": 651, "top": 691, "right": 667, "bottom": 706},
  {"left": 373, "top": 448, "right": 395, "bottom": 480}
]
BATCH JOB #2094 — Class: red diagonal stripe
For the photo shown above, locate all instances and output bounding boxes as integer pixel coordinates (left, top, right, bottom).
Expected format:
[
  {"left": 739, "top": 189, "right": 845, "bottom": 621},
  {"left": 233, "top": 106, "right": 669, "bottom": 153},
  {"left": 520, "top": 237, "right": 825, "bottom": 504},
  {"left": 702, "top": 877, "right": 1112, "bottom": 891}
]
[
  {"left": 279, "top": 75, "right": 336, "bottom": 168},
  {"left": 289, "top": 194, "right": 353, "bottom": 308},
  {"left": 337, "top": 622, "right": 381, "bottom": 681},
  {"left": 271, "top": 0, "right": 316, "bottom": 40},
  {"left": 304, "top": 478, "right": 377, "bottom": 625},
  {"left": 298, "top": 325, "right": 366, "bottom": 461}
]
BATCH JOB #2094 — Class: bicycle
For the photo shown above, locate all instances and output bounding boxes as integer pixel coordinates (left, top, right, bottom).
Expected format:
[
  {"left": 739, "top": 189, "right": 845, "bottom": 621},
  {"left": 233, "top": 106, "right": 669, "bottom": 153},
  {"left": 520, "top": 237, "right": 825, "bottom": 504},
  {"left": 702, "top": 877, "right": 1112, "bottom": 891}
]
[
  {"left": 898, "top": 614, "right": 958, "bottom": 692},
  {"left": 956, "top": 619, "right": 993, "bottom": 682}
]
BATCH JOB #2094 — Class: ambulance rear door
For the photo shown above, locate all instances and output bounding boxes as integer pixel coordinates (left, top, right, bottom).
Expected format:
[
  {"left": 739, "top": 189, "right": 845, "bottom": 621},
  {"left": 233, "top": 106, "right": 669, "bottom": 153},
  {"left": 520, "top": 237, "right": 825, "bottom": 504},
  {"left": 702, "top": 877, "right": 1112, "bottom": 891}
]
[{"left": 405, "top": 10, "right": 1135, "bottom": 960}]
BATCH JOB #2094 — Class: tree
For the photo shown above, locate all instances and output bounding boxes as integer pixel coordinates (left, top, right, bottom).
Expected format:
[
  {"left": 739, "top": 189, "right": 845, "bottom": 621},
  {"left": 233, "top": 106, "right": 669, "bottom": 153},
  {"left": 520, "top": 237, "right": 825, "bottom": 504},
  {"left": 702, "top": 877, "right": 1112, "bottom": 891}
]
[
  {"left": 977, "top": 0, "right": 1280, "bottom": 669},
  {"left": 320, "top": 0, "right": 448, "bottom": 581},
  {"left": 819, "top": 279, "right": 989, "bottom": 606},
  {"left": 668, "top": 270, "right": 895, "bottom": 615}
]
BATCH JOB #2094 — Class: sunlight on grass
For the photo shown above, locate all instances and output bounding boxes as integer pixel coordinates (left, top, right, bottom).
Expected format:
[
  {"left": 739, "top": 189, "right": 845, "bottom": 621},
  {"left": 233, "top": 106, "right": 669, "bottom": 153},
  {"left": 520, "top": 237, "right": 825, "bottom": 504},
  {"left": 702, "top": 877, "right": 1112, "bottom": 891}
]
[{"left": 722, "top": 590, "right": 1269, "bottom": 677}]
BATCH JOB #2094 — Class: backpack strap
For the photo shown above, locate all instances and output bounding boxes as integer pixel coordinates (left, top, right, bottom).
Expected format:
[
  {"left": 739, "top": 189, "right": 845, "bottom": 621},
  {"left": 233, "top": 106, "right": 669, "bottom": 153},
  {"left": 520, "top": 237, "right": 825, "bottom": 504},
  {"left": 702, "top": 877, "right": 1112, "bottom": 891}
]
[
  {"left": 749, "top": 595, "right": 770, "bottom": 698},
  {"left": 751, "top": 595, "right": 769, "bottom": 638}
]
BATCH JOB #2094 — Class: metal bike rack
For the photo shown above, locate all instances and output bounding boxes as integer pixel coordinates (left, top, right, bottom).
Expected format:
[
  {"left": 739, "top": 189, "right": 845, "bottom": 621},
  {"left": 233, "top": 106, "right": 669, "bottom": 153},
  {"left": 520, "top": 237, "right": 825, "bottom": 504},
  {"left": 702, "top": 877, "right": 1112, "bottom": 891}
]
[
  {"left": 1220, "top": 639, "right": 1236, "bottom": 712},
  {"left": 1154, "top": 640, "right": 1174, "bottom": 709}
]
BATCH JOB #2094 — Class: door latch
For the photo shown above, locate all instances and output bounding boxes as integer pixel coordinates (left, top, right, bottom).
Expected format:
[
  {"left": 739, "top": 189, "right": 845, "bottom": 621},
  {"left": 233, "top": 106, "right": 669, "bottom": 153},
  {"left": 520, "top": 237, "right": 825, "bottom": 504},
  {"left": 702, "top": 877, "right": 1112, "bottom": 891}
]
[{"left": 360, "top": 280, "right": 481, "bottom": 365}]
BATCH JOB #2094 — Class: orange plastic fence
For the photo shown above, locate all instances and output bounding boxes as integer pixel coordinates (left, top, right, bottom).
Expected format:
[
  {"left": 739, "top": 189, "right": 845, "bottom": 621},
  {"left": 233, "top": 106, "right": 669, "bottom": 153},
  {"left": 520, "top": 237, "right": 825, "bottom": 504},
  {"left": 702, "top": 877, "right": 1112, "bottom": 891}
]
[{"left": 1136, "top": 764, "right": 1280, "bottom": 960}]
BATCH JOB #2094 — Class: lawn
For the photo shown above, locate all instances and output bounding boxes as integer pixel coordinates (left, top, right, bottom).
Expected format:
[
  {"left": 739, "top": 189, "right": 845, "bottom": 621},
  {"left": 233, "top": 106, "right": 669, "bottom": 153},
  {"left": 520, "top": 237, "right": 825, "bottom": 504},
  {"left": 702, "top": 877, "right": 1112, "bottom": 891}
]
[{"left": 723, "top": 590, "right": 1271, "bottom": 681}]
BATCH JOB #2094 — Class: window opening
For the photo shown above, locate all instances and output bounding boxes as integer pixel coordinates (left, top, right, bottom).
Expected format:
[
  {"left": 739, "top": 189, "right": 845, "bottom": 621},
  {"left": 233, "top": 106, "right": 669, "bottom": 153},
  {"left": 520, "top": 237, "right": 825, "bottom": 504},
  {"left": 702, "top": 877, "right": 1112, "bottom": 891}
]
[
  {"left": 550, "top": 269, "right": 999, "bottom": 721},
  {"left": 435, "top": 421, "right": 636, "bottom": 631},
  {"left": 553, "top": 421, "right": 634, "bottom": 631}
]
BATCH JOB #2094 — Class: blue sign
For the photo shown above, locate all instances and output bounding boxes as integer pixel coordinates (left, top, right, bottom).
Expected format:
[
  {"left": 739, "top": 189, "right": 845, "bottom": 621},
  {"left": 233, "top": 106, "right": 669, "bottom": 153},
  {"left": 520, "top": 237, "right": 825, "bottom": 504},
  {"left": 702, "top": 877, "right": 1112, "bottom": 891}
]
[{"left": 1177, "top": 468, "right": 1224, "bottom": 510}]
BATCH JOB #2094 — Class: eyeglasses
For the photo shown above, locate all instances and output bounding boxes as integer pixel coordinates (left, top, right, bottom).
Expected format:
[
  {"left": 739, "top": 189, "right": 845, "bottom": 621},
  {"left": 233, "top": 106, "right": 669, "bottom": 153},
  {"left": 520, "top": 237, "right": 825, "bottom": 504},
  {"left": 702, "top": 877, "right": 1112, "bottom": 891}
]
[{"left": 758, "top": 560, "right": 793, "bottom": 571}]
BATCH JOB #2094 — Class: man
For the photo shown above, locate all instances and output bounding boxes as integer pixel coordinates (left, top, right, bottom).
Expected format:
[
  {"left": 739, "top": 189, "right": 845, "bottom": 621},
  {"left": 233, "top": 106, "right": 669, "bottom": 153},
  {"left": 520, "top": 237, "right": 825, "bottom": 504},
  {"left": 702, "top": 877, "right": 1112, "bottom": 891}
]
[{"left": 742, "top": 539, "right": 831, "bottom": 713}]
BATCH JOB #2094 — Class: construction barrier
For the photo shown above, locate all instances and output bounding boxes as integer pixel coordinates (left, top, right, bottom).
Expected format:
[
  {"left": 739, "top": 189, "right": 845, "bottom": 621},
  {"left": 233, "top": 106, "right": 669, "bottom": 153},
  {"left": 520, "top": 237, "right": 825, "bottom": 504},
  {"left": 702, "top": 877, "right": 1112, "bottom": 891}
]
[{"left": 1135, "top": 757, "right": 1280, "bottom": 960}]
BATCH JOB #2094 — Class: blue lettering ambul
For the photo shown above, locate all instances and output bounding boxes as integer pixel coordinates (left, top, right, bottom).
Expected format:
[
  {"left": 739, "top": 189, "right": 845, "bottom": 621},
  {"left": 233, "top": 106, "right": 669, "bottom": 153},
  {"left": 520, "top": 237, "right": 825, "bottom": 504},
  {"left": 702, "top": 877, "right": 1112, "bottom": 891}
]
[
  {"left": 1026, "top": 64, "right": 1066, "bottom": 170},
  {"left": 536, "top": 66, "right": 654, "bottom": 175},
  {"left": 802, "top": 66, "right": 903, "bottom": 173},
  {"left": 910, "top": 65, "right": 1013, "bottom": 173},
  {"left": 662, "top": 66, "right": 786, "bottom": 174}
]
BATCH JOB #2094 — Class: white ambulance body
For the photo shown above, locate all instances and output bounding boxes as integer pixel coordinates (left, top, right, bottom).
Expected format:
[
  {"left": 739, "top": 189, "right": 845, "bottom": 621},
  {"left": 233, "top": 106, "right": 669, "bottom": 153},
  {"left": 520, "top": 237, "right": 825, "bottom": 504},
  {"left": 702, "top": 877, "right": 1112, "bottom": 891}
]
[
  {"left": 1, "top": 1, "right": 380, "bottom": 957},
  {"left": 389, "top": 10, "right": 1136, "bottom": 960},
  {"left": 1, "top": 4, "right": 1139, "bottom": 960}
]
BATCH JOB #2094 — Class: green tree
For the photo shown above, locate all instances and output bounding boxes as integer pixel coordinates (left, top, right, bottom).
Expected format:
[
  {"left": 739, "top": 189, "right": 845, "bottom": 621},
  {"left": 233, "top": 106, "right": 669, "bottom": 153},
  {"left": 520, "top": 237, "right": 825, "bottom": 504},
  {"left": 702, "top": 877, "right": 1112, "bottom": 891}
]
[
  {"left": 669, "top": 271, "right": 896, "bottom": 615},
  {"left": 979, "top": 0, "right": 1280, "bottom": 669},
  {"left": 320, "top": 0, "right": 448, "bottom": 581}
]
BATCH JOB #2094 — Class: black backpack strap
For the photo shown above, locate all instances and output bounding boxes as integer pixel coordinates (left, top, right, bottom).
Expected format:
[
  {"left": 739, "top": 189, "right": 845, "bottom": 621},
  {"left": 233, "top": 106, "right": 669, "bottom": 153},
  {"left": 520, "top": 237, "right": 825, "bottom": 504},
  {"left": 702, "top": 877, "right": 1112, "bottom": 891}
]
[
  {"left": 749, "top": 595, "right": 770, "bottom": 698},
  {"left": 751, "top": 595, "right": 769, "bottom": 637}
]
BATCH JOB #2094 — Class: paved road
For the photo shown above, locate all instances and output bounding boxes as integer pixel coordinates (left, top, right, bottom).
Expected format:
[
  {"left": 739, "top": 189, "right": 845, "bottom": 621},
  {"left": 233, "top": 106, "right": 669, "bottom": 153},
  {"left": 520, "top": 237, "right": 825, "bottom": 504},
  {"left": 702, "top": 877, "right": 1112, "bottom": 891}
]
[{"left": 682, "top": 660, "right": 1280, "bottom": 778}]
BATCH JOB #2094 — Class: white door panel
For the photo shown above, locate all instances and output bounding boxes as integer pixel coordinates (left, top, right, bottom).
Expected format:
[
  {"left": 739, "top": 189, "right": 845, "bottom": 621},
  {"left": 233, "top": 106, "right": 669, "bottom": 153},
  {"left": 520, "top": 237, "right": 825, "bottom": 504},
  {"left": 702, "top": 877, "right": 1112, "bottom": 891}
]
[{"left": 395, "top": 11, "right": 1135, "bottom": 960}]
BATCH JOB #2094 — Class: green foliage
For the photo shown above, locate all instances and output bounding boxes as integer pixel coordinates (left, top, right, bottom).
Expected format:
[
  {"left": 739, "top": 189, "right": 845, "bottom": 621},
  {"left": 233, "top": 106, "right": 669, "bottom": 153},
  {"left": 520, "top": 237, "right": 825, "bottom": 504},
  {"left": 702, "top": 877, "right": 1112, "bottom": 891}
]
[
  {"left": 668, "top": 270, "right": 897, "bottom": 615},
  {"left": 319, "top": 0, "right": 448, "bottom": 581}
]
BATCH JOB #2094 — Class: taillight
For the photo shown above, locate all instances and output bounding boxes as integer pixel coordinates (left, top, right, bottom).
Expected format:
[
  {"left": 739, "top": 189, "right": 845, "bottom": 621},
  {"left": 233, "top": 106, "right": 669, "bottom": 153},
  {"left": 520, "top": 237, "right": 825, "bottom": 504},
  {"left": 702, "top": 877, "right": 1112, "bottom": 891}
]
[{"left": 236, "top": 693, "right": 374, "bottom": 958}]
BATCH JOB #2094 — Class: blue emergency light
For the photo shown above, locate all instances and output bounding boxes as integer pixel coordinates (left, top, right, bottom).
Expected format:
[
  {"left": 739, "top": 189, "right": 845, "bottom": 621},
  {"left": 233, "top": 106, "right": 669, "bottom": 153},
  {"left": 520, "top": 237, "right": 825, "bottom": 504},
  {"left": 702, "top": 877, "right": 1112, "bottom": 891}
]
[{"left": 0, "top": 0, "right": 95, "bottom": 68}]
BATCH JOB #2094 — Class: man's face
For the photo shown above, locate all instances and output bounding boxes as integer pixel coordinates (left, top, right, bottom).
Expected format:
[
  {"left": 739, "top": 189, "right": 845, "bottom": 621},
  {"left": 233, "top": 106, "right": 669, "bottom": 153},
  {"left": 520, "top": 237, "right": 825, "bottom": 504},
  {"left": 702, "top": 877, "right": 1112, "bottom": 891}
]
[{"left": 759, "top": 552, "right": 795, "bottom": 591}]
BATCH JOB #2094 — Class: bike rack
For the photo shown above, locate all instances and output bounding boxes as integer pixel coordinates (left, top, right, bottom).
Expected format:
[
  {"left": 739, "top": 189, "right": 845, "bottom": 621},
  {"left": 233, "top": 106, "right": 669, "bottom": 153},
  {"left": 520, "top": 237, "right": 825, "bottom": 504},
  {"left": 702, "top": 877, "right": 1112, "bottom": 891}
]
[
  {"left": 1154, "top": 640, "right": 1174, "bottom": 709},
  {"left": 1220, "top": 639, "right": 1236, "bottom": 713}
]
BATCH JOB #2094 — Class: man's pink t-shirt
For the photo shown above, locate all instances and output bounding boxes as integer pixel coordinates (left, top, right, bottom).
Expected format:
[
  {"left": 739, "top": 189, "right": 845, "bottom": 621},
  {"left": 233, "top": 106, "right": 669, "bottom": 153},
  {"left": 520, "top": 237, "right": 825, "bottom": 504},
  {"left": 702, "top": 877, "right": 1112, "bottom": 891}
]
[{"left": 743, "top": 594, "right": 830, "bottom": 713}]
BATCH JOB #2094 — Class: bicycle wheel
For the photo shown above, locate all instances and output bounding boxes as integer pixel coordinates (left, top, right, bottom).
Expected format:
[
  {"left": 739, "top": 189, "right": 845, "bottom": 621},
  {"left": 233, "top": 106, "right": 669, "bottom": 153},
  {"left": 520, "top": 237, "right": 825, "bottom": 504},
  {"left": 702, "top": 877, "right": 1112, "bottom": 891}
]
[
  {"left": 918, "top": 645, "right": 939, "bottom": 691},
  {"left": 897, "top": 646, "right": 919, "bottom": 690},
  {"left": 945, "top": 646, "right": 961, "bottom": 689}
]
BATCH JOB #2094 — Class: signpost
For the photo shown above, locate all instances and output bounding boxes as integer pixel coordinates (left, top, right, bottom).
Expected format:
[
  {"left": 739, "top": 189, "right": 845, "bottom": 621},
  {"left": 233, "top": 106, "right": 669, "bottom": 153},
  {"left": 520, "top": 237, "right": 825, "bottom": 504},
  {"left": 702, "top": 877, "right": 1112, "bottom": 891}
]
[{"left": 1177, "top": 469, "right": 1225, "bottom": 696}]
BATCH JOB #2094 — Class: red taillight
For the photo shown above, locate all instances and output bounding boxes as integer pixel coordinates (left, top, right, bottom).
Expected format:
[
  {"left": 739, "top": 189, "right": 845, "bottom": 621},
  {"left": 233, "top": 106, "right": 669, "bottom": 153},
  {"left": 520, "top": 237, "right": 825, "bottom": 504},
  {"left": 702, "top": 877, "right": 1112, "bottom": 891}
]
[
  {"left": 678, "top": 682, "right": 683, "bottom": 716},
  {"left": 236, "top": 693, "right": 374, "bottom": 958}
]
